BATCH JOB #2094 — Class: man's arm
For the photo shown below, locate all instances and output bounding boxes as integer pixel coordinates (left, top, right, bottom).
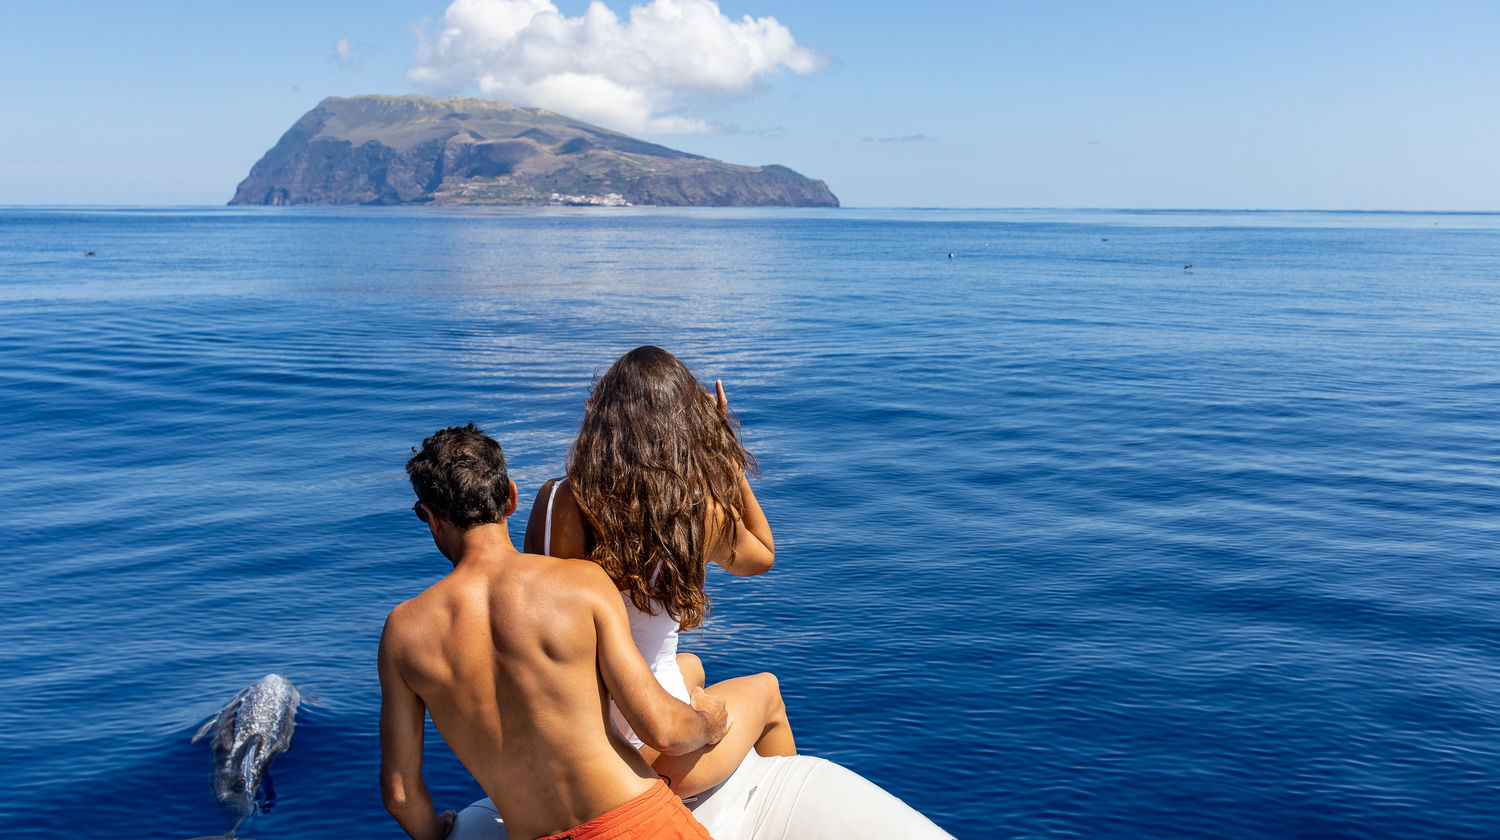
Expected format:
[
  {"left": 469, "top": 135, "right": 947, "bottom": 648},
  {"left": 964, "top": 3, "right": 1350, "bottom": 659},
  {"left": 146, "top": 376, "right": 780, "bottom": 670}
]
[
  {"left": 378, "top": 614, "right": 456, "bottom": 840},
  {"left": 586, "top": 565, "right": 731, "bottom": 755}
]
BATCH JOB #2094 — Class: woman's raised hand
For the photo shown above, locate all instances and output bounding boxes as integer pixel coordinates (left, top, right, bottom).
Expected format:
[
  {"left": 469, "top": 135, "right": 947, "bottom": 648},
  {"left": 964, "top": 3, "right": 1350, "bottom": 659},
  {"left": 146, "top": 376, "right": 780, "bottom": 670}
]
[{"left": 714, "top": 379, "right": 729, "bottom": 418}]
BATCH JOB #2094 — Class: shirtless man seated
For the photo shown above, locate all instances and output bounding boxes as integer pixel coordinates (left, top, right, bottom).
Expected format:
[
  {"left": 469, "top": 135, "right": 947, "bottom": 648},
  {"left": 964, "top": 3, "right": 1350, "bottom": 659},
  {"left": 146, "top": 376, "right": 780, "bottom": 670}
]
[{"left": 379, "top": 424, "right": 732, "bottom": 840}]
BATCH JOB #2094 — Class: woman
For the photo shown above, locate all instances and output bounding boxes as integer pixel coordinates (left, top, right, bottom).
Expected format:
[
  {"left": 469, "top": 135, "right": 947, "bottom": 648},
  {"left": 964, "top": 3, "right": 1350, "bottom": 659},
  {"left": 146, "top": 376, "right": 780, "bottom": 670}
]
[{"left": 524, "top": 345, "right": 794, "bottom": 797}]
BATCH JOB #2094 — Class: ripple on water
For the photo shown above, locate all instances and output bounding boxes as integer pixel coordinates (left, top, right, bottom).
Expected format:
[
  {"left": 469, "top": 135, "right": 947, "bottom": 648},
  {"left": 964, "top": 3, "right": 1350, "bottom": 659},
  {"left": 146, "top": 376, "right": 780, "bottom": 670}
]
[{"left": 4, "top": 209, "right": 1500, "bottom": 839}]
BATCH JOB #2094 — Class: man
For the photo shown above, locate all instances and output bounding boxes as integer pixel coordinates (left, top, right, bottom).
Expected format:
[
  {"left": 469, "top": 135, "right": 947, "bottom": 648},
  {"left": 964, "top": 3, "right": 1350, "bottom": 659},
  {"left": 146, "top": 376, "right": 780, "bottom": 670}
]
[{"left": 380, "top": 424, "right": 731, "bottom": 840}]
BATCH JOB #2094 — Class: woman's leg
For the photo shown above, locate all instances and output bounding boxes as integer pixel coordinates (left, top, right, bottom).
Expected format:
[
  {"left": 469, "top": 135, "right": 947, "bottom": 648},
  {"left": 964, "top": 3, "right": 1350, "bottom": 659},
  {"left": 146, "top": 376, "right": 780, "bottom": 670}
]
[
  {"left": 640, "top": 672, "right": 796, "bottom": 797},
  {"left": 745, "top": 671, "right": 795, "bottom": 757},
  {"left": 676, "top": 652, "right": 706, "bottom": 692}
]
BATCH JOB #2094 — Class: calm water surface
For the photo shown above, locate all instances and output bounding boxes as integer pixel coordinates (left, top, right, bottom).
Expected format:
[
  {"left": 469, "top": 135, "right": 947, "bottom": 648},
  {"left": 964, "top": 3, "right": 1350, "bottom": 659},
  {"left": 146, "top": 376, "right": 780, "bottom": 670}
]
[{"left": 3, "top": 207, "right": 1500, "bottom": 839}]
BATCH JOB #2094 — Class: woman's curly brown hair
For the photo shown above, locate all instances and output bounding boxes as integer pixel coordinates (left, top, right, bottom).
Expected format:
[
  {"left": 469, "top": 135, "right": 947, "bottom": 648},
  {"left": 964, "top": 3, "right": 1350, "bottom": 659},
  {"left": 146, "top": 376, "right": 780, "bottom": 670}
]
[{"left": 566, "top": 346, "right": 756, "bottom": 631}]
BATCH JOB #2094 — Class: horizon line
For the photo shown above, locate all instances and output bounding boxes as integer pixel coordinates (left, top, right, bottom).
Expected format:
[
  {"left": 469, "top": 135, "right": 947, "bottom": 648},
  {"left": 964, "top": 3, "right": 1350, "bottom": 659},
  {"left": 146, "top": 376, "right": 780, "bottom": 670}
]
[{"left": 3, "top": 204, "right": 1499, "bottom": 214}]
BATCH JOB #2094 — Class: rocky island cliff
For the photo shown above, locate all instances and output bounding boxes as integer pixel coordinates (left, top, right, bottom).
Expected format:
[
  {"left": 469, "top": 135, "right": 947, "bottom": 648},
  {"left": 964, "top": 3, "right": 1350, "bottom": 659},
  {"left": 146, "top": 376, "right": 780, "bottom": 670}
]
[{"left": 229, "top": 95, "right": 838, "bottom": 207}]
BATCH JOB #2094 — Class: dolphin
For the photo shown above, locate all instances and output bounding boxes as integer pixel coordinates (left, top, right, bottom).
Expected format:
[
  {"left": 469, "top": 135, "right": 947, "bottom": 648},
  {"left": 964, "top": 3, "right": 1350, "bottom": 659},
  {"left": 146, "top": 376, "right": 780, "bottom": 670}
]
[{"left": 191, "top": 673, "right": 301, "bottom": 837}]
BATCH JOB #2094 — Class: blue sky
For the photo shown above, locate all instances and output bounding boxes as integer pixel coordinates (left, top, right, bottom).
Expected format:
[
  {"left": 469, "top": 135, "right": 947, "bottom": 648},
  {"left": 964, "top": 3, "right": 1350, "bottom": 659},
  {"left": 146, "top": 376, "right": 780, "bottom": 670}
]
[{"left": 2, "top": 0, "right": 1496, "bottom": 208}]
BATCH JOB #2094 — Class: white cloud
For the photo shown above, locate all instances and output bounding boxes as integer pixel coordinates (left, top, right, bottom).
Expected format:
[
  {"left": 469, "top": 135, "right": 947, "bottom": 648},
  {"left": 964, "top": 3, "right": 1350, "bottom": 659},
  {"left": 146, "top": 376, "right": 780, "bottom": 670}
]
[
  {"left": 409, "top": 0, "right": 827, "bottom": 134},
  {"left": 336, "top": 37, "right": 354, "bottom": 62}
]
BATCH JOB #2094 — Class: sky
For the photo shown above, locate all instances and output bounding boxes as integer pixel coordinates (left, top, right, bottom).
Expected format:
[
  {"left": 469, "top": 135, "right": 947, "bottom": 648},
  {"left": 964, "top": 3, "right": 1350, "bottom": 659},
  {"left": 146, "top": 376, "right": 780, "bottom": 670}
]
[{"left": 1, "top": 0, "right": 1497, "bottom": 208}]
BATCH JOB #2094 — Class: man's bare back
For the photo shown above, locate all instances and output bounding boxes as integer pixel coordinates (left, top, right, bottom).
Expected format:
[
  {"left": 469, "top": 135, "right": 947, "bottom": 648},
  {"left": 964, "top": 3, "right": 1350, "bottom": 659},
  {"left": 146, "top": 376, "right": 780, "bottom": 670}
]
[{"left": 380, "top": 425, "right": 728, "bottom": 840}]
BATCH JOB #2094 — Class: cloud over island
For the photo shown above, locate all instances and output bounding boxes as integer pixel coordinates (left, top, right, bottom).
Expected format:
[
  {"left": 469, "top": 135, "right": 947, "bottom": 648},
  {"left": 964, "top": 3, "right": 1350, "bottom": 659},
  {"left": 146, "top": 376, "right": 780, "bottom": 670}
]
[
  {"left": 411, "top": 0, "right": 828, "bottom": 132},
  {"left": 409, "top": 0, "right": 827, "bottom": 134}
]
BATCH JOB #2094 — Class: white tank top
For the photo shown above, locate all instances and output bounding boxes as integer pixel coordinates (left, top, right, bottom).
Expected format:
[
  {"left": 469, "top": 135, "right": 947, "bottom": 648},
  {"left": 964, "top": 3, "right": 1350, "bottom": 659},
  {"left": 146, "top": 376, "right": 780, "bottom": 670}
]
[{"left": 544, "top": 480, "right": 690, "bottom": 748}]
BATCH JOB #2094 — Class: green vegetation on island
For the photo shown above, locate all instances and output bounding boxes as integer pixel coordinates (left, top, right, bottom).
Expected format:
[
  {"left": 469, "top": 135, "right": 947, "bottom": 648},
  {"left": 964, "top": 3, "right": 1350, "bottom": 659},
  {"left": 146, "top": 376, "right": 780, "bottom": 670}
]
[{"left": 229, "top": 95, "right": 838, "bottom": 208}]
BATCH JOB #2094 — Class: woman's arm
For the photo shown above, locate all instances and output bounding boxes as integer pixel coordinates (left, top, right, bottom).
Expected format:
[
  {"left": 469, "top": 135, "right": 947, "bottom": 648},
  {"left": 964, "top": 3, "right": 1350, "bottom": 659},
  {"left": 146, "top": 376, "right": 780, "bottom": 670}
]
[
  {"left": 707, "top": 379, "right": 775, "bottom": 577},
  {"left": 706, "top": 473, "right": 775, "bottom": 576}
]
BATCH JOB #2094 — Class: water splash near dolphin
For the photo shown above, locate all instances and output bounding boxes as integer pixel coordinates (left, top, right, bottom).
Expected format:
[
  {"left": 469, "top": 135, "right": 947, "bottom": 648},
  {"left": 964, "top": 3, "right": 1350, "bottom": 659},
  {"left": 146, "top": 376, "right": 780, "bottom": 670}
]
[{"left": 190, "top": 673, "right": 301, "bottom": 838}]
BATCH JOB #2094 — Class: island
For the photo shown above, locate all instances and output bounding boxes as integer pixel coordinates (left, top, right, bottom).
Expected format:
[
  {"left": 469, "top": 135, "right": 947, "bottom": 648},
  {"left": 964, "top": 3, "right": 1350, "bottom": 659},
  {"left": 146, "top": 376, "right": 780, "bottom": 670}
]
[{"left": 229, "top": 95, "right": 838, "bottom": 207}]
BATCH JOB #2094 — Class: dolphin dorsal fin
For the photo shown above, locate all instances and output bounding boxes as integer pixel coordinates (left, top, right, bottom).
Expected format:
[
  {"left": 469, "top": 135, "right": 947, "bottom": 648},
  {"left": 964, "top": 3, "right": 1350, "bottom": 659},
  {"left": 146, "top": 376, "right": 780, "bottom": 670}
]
[{"left": 191, "top": 715, "right": 219, "bottom": 744}]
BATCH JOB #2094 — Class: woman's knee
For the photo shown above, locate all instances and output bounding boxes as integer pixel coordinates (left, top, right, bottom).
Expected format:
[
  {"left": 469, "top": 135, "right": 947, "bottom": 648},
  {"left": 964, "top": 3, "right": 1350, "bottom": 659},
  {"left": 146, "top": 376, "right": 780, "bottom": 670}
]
[
  {"left": 746, "top": 672, "right": 795, "bottom": 756},
  {"left": 676, "top": 652, "right": 705, "bottom": 690},
  {"left": 757, "top": 671, "right": 781, "bottom": 694},
  {"left": 750, "top": 672, "right": 787, "bottom": 716}
]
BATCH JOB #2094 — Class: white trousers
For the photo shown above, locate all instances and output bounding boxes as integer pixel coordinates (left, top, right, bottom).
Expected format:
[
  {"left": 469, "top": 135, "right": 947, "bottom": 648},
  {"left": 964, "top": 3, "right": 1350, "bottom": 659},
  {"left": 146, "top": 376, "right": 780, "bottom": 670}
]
[{"left": 449, "top": 752, "right": 954, "bottom": 840}]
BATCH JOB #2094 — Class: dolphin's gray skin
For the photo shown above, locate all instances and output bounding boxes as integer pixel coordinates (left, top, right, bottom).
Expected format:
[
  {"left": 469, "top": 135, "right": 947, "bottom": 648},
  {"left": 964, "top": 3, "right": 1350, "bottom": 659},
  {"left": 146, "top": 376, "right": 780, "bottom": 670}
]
[{"left": 192, "top": 673, "right": 301, "bottom": 836}]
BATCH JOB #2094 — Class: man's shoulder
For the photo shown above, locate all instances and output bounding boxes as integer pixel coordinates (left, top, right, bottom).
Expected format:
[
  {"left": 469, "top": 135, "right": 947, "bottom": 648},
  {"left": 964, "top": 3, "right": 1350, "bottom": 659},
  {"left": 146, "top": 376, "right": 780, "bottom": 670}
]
[
  {"left": 519, "top": 552, "right": 615, "bottom": 602},
  {"left": 385, "top": 591, "right": 425, "bottom": 622},
  {"left": 378, "top": 596, "right": 424, "bottom": 670},
  {"left": 520, "top": 550, "right": 606, "bottom": 581},
  {"left": 381, "top": 574, "right": 454, "bottom": 640},
  {"left": 381, "top": 592, "right": 430, "bottom": 643}
]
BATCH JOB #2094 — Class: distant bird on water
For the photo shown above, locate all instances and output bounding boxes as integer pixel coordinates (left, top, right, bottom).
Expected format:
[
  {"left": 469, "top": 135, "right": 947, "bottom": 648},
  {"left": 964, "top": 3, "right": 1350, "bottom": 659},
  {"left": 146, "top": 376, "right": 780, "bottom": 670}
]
[
  {"left": 948, "top": 252, "right": 954, "bottom": 259},
  {"left": 84, "top": 250, "right": 95, "bottom": 256},
  {"left": 1184, "top": 264, "right": 1194, "bottom": 271}
]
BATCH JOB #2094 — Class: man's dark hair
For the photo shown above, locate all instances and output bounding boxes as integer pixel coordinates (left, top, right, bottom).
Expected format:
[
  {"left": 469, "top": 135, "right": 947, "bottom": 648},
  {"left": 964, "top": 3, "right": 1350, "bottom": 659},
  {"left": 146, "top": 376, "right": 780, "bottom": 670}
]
[{"left": 406, "top": 424, "right": 511, "bottom": 529}]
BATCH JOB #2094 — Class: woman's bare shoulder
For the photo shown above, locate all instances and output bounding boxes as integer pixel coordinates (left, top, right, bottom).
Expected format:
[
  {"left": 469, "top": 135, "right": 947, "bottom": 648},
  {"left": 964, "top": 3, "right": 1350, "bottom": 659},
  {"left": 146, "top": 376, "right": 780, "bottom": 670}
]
[
  {"left": 522, "top": 477, "right": 564, "bottom": 554},
  {"left": 526, "top": 477, "right": 590, "bottom": 559},
  {"left": 548, "top": 477, "right": 585, "bottom": 521}
]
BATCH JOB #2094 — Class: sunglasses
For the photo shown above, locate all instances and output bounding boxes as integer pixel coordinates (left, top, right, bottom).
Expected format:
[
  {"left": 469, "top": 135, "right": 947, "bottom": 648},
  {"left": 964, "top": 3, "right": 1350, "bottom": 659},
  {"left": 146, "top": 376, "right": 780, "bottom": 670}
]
[{"left": 413, "top": 501, "right": 429, "bottom": 524}]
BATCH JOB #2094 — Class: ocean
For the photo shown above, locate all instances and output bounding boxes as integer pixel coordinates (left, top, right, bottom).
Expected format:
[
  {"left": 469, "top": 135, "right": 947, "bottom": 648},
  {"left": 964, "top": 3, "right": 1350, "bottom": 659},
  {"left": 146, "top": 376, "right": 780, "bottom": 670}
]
[{"left": 2, "top": 206, "right": 1499, "bottom": 839}]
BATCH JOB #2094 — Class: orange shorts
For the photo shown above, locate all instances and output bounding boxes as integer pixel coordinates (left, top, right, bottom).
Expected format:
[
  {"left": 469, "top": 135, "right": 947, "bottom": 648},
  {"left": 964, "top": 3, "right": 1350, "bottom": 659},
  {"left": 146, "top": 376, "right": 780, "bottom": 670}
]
[{"left": 537, "top": 780, "right": 711, "bottom": 840}]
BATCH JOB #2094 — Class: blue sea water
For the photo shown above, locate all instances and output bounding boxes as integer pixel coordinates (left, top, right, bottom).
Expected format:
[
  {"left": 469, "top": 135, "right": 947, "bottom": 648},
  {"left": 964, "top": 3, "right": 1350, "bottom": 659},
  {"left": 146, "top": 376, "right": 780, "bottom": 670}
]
[{"left": 2, "top": 206, "right": 1500, "bottom": 840}]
